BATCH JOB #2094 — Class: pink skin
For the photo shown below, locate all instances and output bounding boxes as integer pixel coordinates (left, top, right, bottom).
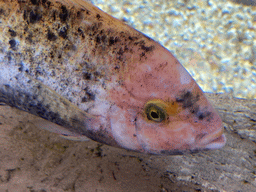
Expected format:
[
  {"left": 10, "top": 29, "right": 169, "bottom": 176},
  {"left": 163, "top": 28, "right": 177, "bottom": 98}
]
[
  {"left": 0, "top": 0, "right": 224, "bottom": 155},
  {"left": 107, "top": 43, "right": 225, "bottom": 155}
]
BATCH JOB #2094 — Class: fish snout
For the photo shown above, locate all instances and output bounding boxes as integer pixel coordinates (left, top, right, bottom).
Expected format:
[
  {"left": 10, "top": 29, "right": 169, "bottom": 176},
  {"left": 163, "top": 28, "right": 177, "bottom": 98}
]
[{"left": 196, "top": 128, "right": 226, "bottom": 150}]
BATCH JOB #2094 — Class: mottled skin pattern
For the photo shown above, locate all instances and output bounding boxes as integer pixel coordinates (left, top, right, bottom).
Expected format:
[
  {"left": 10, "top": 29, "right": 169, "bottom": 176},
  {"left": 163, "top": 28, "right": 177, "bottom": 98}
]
[{"left": 0, "top": 0, "right": 225, "bottom": 154}]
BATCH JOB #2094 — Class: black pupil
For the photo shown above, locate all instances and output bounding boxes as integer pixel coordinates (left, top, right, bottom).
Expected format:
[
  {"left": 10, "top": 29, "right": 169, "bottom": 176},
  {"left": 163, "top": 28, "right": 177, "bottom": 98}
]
[{"left": 151, "top": 111, "right": 159, "bottom": 119}]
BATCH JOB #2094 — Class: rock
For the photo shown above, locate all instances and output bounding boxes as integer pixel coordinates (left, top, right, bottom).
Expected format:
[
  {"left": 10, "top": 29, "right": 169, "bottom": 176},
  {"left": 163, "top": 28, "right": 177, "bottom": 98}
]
[{"left": 0, "top": 93, "right": 255, "bottom": 191}]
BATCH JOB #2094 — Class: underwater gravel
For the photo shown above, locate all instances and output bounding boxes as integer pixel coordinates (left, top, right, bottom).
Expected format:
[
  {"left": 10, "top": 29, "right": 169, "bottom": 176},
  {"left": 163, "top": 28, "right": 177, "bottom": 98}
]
[{"left": 91, "top": 0, "right": 256, "bottom": 99}]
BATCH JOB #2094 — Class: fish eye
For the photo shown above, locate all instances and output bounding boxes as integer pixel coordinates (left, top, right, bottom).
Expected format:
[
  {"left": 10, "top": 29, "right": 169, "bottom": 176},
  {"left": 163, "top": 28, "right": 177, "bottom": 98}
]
[{"left": 145, "top": 103, "right": 167, "bottom": 122}]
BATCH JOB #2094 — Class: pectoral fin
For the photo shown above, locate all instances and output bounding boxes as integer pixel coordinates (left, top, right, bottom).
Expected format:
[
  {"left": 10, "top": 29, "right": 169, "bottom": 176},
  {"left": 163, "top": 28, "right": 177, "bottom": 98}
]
[{"left": 31, "top": 119, "right": 91, "bottom": 141}]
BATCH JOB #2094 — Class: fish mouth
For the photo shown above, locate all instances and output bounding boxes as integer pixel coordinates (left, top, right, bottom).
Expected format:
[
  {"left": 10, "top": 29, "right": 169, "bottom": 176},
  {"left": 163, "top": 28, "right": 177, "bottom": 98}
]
[{"left": 198, "top": 129, "right": 226, "bottom": 150}]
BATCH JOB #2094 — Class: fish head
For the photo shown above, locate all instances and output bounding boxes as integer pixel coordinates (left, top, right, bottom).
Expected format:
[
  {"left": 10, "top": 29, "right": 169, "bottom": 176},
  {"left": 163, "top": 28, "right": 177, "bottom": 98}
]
[{"left": 107, "top": 44, "right": 225, "bottom": 155}]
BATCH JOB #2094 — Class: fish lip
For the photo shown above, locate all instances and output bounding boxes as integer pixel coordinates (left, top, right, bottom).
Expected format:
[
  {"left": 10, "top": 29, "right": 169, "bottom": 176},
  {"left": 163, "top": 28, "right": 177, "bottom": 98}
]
[
  {"left": 198, "top": 129, "right": 226, "bottom": 150},
  {"left": 204, "top": 134, "right": 226, "bottom": 150}
]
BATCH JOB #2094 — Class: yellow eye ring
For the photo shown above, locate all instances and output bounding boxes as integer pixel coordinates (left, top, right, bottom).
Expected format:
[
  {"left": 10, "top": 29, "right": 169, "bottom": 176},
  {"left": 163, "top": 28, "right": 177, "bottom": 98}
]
[
  {"left": 144, "top": 99, "right": 179, "bottom": 123},
  {"left": 145, "top": 103, "right": 167, "bottom": 122}
]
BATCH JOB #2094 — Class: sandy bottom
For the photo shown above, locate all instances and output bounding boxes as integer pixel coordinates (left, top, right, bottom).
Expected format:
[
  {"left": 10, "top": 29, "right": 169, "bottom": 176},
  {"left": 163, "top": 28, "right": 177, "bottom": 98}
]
[
  {"left": 1, "top": 93, "right": 256, "bottom": 191},
  {"left": 0, "top": 105, "right": 207, "bottom": 192}
]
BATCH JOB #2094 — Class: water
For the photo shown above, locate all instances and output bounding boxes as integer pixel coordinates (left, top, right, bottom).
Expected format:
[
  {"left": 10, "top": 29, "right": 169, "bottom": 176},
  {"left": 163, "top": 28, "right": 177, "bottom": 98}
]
[{"left": 91, "top": 0, "right": 256, "bottom": 99}]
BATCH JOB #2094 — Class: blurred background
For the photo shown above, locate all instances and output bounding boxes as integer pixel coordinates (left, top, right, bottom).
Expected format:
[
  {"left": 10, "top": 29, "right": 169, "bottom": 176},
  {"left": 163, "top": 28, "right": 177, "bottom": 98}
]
[{"left": 90, "top": 0, "right": 256, "bottom": 99}]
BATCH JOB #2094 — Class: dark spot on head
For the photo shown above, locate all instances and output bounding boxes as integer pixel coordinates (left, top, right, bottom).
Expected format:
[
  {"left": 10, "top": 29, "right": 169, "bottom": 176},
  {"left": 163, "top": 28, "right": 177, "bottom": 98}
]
[
  {"left": 88, "top": 22, "right": 103, "bottom": 35},
  {"left": 51, "top": 10, "right": 57, "bottom": 21},
  {"left": 29, "top": 10, "right": 42, "bottom": 23},
  {"left": 96, "top": 36, "right": 100, "bottom": 44},
  {"left": 59, "top": 6, "right": 68, "bottom": 22},
  {"left": 8, "top": 29, "right": 17, "bottom": 37},
  {"left": 96, "top": 14, "right": 101, "bottom": 20},
  {"left": 82, "top": 72, "right": 91, "bottom": 80},
  {"left": 197, "top": 111, "right": 212, "bottom": 120},
  {"left": 109, "top": 37, "right": 115, "bottom": 46},
  {"left": 30, "top": 0, "right": 39, "bottom": 5},
  {"left": 134, "top": 40, "right": 143, "bottom": 46},
  {"left": 93, "top": 71, "right": 102, "bottom": 80},
  {"left": 140, "top": 52, "right": 145, "bottom": 57},
  {"left": 108, "top": 36, "right": 119, "bottom": 46},
  {"left": 49, "top": 51, "right": 54, "bottom": 58},
  {"left": 47, "top": 30, "right": 57, "bottom": 41},
  {"left": 23, "top": 10, "right": 27, "bottom": 21},
  {"left": 114, "top": 65, "right": 120, "bottom": 70},
  {"left": 25, "top": 33, "right": 33, "bottom": 43},
  {"left": 0, "top": 9, "right": 4, "bottom": 15},
  {"left": 59, "top": 26, "right": 68, "bottom": 39},
  {"left": 46, "top": 1, "right": 51, "bottom": 8},
  {"left": 9, "top": 39, "right": 16, "bottom": 50},
  {"left": 117, "top": 47, "right": 124, "bottom": 55},
  {"left": 141, "top": 44, "right": 154, "bottom": 52},
  {"left": 95, "top": 34, "right": 107, "bottom": 44},
  {"left": 134, "top": 40, "right": 155, "bottom": 53},
  {"left": 77, "top": 11, "right": 82, "bottom": 18},
  {"left": 81, "top": 97, "right": 87, "bottom": 103},
  {"left": 78, "top": 28, "right": 85, "bottom": 39},
  {"left": 128, "top": 36, "right": 138, "bottom": 41},
  {"left": 38, "top": 0, "right": 50, "bottom": 8},
  {"left": 85, "top": 10, "right": 90, "bottom": 15},
  {"left": 176, "top": 91, "right": 199, "bottom": 109}
]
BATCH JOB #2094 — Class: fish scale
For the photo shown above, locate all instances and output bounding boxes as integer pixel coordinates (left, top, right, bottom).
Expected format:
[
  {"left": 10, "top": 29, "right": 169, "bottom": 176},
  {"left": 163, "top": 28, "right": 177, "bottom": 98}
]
[{"left": 0, "top": 0, "right": 226, "bottom": 155}]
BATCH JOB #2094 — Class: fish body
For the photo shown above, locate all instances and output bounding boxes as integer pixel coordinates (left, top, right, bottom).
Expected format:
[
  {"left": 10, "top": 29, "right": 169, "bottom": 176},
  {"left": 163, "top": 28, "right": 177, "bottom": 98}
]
[{"left": 0, "top": 0, "right": 225, "bottom": 155}]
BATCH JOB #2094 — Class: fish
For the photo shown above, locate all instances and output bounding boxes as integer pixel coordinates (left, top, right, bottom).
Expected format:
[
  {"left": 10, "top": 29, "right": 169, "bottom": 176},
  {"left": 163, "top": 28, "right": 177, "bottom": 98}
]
[{"left": 0, "top": 0, "right": 226, "bottom": 155}]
